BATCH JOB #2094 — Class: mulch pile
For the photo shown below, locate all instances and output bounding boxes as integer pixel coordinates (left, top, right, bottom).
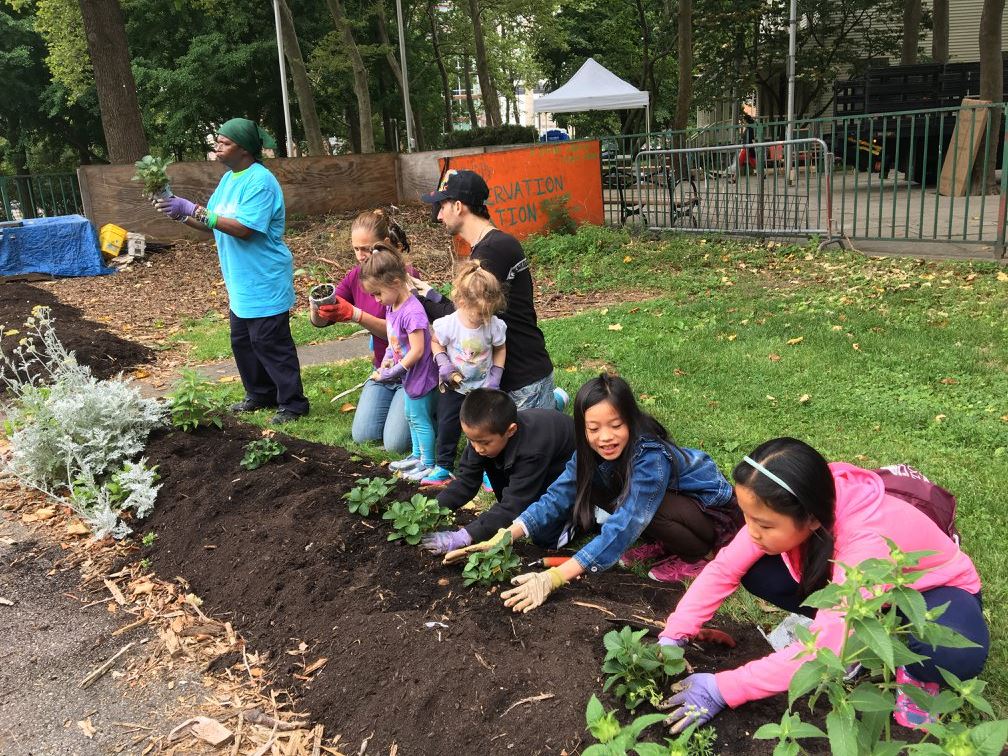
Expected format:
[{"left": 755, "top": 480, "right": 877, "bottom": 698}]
[
  {"left": 0, "top": 281, "right": 154, "bottom": 382},
  {"left": 142, "top": 421, "right": 806, "bottom": 755}
]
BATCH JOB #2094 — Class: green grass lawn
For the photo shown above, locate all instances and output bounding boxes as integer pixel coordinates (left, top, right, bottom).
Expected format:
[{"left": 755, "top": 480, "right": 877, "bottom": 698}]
[
  {"left": 187, "top": 226, "right": 1008, "bottom": 712},
  {"left": 171, "top": 311, "right": 362, "bottom": 363}
]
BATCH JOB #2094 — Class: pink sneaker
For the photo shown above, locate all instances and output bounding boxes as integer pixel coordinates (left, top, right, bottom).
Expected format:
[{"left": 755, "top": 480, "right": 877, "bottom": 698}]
[
  {"left": 647, "top": 555, "right": 708, "bottom": 583},
  {"left": 894, "top": 666, "right": 939, "bottom": 729},
  {"left": 618, "top": 541, "right": 667, "bottom": 568}
]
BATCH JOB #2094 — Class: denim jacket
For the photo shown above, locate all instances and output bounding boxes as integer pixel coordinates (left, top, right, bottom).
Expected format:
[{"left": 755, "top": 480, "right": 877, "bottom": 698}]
[{"left": 516, "top": 437, "right": 734, "bottom": 574}]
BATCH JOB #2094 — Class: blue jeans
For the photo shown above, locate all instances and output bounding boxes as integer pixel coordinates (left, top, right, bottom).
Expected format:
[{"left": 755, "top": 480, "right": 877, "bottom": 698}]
[
  {"left": 741, "top": 555, "right": 990, "bottom": 684},
  {"left": 403, "top": 390, "right": 438, "bottom": 466},
  {"left": 351, "top": 379, "right": 411, "bottom": 453},
  {"left": 508, "top": 371, "right": 556, "bottom": 410}
]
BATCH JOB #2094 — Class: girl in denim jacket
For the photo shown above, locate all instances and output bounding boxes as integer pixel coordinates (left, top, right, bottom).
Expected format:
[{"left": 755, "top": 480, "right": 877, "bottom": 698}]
[{"left": 443, "top": 373, "right": 743, "bottom": 612}]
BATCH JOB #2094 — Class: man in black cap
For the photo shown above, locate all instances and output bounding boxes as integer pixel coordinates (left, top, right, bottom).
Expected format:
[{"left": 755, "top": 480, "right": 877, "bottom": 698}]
[{"left": 421, "top": 169, "right": 560, "bottom": 413}]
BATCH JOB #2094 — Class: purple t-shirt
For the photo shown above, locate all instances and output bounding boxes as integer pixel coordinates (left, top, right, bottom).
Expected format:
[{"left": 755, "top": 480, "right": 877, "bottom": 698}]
[
  {"left": 384, "top": 295, "right": 438, "bottom": 399},
  {"left": 335, "top": 264, "right": 419, "bottom": 368}
]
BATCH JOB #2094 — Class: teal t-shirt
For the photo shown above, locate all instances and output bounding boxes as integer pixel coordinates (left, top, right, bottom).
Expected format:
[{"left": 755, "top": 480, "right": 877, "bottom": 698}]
[{"left": 207, "top": 162, "right": 295, "bottom": 319}]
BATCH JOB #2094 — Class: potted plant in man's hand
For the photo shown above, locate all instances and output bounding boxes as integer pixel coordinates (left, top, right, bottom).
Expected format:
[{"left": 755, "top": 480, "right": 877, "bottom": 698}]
[{"left": 132, "top": 155, "right": 174, "bottom": 200}]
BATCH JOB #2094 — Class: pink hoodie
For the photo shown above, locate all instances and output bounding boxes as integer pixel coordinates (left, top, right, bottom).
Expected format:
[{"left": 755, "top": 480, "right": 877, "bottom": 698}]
[{"left": 659, "top": 462, "right": 981, "bottom": 708}]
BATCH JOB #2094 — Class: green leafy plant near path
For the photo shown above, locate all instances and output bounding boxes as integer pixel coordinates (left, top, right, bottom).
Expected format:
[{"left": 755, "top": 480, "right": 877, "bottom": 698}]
[
  {"left": 343, "top": 476, "right": 395, "bottom": 516},
  {"left": 167, "top": 369, "right": 228, "bottom": 431},
  {"left": 462, "top": 531, "right": 521, "bottom": 586},
  {"left": 131, "top": 155, "right": 171, "bottom": 196},
  {"left": 583, "top": 694, "right": 712, "bottom": 755},
  {"left": 755, "top": 542, "right": 1008, "bottom": 755},
  {"left": 603, "top": 626, "right": 686, "bottom": 711},
  {"left": 240, "top": 438, "right": 286, "bottom": 470},
  {"left": 382, "top": 494, "right": 453, "bottom": 545}
]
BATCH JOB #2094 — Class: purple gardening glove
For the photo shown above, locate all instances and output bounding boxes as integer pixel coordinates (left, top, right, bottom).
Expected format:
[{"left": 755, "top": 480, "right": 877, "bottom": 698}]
[
  {"left": 483, "top": 365, "right": 504, "bottom": 390},
  {"left": 375, "top": 361, "right": 407, "bottom": 384},
  {"left": 659, "top": 637, "right": 687, "bottom": 648},
  {"left": 658, "top": 673, "right": 727, "bottom": 733},
  {"left": 154, "top": 195, "right": 197, "bottom": 221},
  {"left": 434, "top": 352, "right": 458, "bottom": 384},
  {"left": 421, "top": 527, "right": 472, "bottom": 555}
]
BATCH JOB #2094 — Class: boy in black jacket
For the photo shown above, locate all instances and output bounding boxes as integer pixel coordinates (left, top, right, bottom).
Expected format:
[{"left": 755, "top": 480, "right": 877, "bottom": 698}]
[{"left": 420, "top": 389, "right": 575, "bottom": 554}]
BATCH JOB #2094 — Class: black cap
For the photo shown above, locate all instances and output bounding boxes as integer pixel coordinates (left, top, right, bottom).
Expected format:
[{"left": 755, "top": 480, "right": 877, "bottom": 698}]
[{"left": 421, "top": 169, "right": 490, "bottom": 207}]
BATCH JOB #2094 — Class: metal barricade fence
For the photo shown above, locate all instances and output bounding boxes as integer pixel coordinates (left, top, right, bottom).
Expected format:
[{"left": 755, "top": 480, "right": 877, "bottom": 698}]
[
  {"left": 624, "top": 138, "right": 833, "bottom": 240},
  {"left": 1, "top": 173, "right": 83, "bottom": 223},
  {"left": 599, "top": 103, "right": 1008, "bottom": 257}
]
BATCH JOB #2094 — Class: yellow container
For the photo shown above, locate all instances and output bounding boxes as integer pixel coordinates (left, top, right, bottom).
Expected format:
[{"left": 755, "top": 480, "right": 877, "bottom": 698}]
[{"left": 99, "top": 223, "right": 128, "bottom": 259}]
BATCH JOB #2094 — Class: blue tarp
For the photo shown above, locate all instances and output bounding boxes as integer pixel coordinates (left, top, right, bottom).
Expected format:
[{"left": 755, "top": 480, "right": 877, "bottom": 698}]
[{"left": 0, "top": 215, "right": 113, "bottom": 278}]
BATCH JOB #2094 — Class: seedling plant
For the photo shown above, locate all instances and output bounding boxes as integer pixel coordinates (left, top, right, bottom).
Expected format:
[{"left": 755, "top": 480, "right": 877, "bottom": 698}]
[
  {"left": 132, "top": 155, "right": 172, "bottom": 198},
  {"left": 167, "top": 369, "right": 227, "bottom": 431},
  {"left": 754, "top": 541, "right": 1008, "bottom": 755},
  {"left": 603, "top": 626, "right": 686, "bottom": 711},
  {"left": 240, "top": 438, "right": 286, "bottom": 470},
  {"left": 461, "top": 531, "right": 521, "bottom": 586},
  {"left": 583, "top": 694, "right": 711, "bottom": 756},
  {"left": 343, "top": 476, "right": 395, "bottom": 516},
  {"left": 382, "top": 494, "right": 453, "bottom": 545}
]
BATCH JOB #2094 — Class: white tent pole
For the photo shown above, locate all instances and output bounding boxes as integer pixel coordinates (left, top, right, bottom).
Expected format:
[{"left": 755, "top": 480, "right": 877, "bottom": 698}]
[{"left": 785, "top": 0, "right": 797, "bottom": 185}]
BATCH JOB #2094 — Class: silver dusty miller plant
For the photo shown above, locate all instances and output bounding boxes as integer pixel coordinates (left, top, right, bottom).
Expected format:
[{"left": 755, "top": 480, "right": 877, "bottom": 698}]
[{"left": 1, "top": 307, "right": 165, "bottom": 539}]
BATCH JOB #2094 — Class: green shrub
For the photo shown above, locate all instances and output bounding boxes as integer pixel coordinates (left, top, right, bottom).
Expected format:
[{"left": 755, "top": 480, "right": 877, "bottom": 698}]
[
  {"left": 343, "top": 476, "right": 395, "bottom": 516},
  {"left": 541, "top": 193, "right": 578, "bottom": 235},
  {"left": 602, "top": 626, "right": 686, "bottom": 711},
  {"left": 240, "top": 438, "right": 286, "bottom": 470},
  {"left": 462, "top": 531, "right": 522, "bottom": 586},
  {"left": 167, "top": 369, "right": 227, "bottom": 431},
  {"left": 382, "top": 493, "right": 453, "bottom": 545},
  {"left": 442, "top": 124, "right": 536, "bottom": 148}
]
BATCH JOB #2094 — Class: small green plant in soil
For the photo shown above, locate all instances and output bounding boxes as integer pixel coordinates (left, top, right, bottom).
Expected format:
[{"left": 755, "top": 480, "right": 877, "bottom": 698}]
[
  {"left": 139, "top": 557, "right": 152, "bottom": 570},
  {"left": 382, "top": 494, "right": 453, "bottom": 545},
  {"left": 462, "top": 530, "right": 521, "bottom": 586},
  {"left": 167, "top": 369, "right": 227, "bottom": 431},
  {"left": 132, "top": 154, "right": 172, "bottom": 197},
  {"left": 541, "top": 193, "right": 578, "bottom": 235},
  {"left": 141, "top": 531, "right": 157, "bottom": 547},
  {"left": 583, "top": 693, "right": 709, "bottom": 755},
  {"left": 602, "top": 626, "right": 686, "bottom": 711},
  {"left": 755, "top": 541, "right": 1008, "bottom": 755},
  {"left": 240, "top": 438, "right": 286, "bottom": 470},
  {"left": 343, "top": 476, "right": 395, "bottom": 516}
]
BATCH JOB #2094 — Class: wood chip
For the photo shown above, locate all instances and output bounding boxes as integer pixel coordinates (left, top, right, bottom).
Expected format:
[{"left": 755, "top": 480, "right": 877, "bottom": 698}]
[
  {"left": 77, "top": 717, "right": 96, "bottom": 738},
  {"left": 80, "top": 642, "right": 135, "bottom": 688},
  {"left": 103, "top": 578, "right": 126, "bottom": 605},
  {"left": 571, "top": 600, "right": 615, "bottom": 617},
  {"left": 303, "top": 657, "right": 328, "bottom": 675},
  {"left": 191, "top": 716, "right": 234, "bottom": 747},
  {"left": 0, "top": 597, "right": 13, "bottom": 606},
  {"left": 500, "top": 692, "right": 554, "bottom": 717}
]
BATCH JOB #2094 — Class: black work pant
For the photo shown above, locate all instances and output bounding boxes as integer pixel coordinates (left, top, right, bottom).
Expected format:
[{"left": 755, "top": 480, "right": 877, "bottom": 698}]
[
  {"left": 229, "top": 310, "right": 309, "bottom": 416},
  {"left": 642, "top": 491, "right": 717, "bottom": 562},
  {"left": 435, "top": 388, "right": 466, "bottom": 471}
]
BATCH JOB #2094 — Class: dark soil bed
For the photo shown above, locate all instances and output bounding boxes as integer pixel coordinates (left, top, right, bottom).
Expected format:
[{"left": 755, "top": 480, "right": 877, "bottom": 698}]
[
  {"left": 141, "top": 422, "right": 813, "bottom": 755},
  {"left": 0, "top": 281, "right": 154, "bottom": 380}
]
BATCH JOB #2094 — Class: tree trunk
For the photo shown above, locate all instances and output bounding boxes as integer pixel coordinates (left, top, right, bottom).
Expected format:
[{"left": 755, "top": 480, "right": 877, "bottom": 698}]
[
  {"left": 466, "top": 0, "right": 501, "bottom": 127},
  {"left": 931, "top": 0, "right": 949, "bottom": 63},
  {"left": 346, "top": 104, "right": 361, "bottom": 153},
  {"left": 77, "top": 0, "right": 148, "bottom": 163},
  {"left": 672, "top": 0, "right": 693, "bottom": 131},
  {"left": 463, "top": 53, "right": 480, "bottom": 129},
  {"left": 277, "top": 0, "right": 328, "bottom": 156},
  {"left": 374, "top": 3, "right": 424, "bottom": 151},
  {"left": 378, "top": 69, "right": 396, "bottom": 151},
  {"left": 326, "top": 0, "right": 375, "bottom": 153},
  {"left": 900, "top": 0, "right": 922, "bottom": 64},
  {"left": 977, "top": 0, "right": 1005, "bottom": 192},
  {"left": 427, "top": 0, "right": 453, "bottom": 134}
]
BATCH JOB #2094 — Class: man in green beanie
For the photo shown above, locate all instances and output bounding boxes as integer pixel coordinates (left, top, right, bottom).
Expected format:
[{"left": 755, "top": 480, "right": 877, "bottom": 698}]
[{"left": 155, "top": 118, "right": 309, "bottom": 424}]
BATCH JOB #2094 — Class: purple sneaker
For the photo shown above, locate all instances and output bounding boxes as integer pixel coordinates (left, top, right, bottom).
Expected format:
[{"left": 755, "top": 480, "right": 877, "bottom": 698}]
[
  {"left": 647, "top": 555, "right": 708, "bottom": 583},
  {"left": 618, "top": 541, "right": 667, "bottom": 568}
]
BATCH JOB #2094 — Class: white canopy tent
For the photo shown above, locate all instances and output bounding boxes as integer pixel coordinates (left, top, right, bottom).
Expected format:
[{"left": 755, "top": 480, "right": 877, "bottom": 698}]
[{"left": 532, "top": 58, "right": 651, "bottom": 139}]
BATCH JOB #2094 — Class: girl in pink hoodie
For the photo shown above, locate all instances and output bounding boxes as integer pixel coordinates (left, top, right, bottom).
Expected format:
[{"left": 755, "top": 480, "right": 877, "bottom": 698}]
[{"left": 659, "top": 437, "right": 987, "bottom": 732}]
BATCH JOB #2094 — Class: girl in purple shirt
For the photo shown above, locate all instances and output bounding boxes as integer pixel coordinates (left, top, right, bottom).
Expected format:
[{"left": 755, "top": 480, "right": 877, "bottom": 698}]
[{"left": 359, "top": 245, "right": 438, "bottom": 480}]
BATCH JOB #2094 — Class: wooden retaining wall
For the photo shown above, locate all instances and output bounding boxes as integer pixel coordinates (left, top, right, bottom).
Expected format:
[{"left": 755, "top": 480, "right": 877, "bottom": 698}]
[{"left": 78, "top": 154, "right": 398, "bottom": 243}]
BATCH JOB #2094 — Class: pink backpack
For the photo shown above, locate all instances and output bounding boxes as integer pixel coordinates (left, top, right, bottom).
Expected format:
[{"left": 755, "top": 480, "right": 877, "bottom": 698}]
[{"left": 874, "top": 464, "right": 960, "bottom": 545}]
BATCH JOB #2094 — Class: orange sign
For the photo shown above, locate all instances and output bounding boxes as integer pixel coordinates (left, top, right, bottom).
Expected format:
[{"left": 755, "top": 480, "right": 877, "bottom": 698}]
[{"left": 437, "top": 140, "right": 603, "bottom": 245}]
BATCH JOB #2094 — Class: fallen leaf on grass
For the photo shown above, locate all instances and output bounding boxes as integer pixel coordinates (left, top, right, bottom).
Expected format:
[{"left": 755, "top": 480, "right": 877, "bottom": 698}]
[
  {"left": 852, "top": 343, "right": 862, "bottom": 351},
  {"left": 131, "top": 580, "right": 155, "bottom": 596},
  {"left": 934, "top": 414, "right": 947, "bottom": 423},
  {"left": 339, "top": 402, "right": 356, "bottom": 413},
  {"left": 77, "top": 718, "right": 96, "bottom": 738},
  {"left": 726, "top": 333, "right": 737, "bottom": 342},
  {"left": 623, "top": 255, "right": 633, "bottom": 263},
  {"left": 797, "top": 394, "right": 811, "bottom": 404},
  {"left": 673, "top": 368, "right": 686, "bottom": 377},
  {"left": 768, "top": 353, "right": 781, "bottom": 362},
  {"left": 607, "top": 323, "right": 623, "bottom": 331},
  {"left": 786, "top": 337, "right": 804, "bottom": 346},
  {"left": 996, "top": 271, "right": 1008, "bottom": 282},
  {"left": 217, "top": 375, "right": 238, "bottom": 383},
  {"left": 940, "top": 377, "right": 959, "bottom": 385}
]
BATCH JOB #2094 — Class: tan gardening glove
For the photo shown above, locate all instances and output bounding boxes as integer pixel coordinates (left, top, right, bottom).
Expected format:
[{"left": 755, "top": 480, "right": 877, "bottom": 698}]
[
  {"left": 500, "top": 568, "right": 566, "bottom": 613},
  {"left": 442, "top": 527, "right": 508, "bottom": 566}
]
